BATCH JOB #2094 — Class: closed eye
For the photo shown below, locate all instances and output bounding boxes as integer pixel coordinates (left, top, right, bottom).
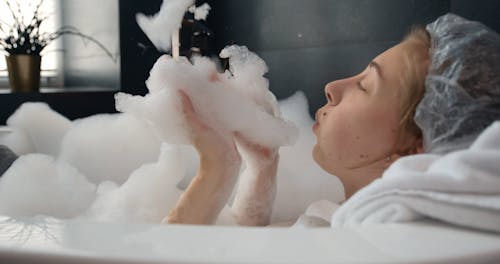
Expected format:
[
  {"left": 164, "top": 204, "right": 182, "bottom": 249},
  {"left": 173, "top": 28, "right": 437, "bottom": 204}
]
[{"left": 357, "top": 81, "right": 367, "bottom": 92}]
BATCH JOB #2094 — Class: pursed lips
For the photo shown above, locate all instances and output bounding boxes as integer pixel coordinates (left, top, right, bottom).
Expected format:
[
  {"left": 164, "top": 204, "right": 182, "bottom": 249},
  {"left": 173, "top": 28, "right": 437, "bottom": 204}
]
[{"left": 313, "top": 110, "right": 321, "bottom": 131}]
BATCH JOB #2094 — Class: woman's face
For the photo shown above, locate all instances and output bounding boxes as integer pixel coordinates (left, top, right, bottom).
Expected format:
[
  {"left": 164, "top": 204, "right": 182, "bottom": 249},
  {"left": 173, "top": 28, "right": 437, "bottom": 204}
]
[{"left": 313, "top": 43, "right": 410, "bottom": 177}]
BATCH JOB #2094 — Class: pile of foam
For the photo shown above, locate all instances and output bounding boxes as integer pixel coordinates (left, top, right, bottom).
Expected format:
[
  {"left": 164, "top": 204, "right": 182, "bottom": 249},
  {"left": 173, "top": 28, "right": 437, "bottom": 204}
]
[
  {"left": 0, "top": 92, "right": 342, "bottom": 224},
  {"left": 115, "top": 45, "right": 299, "bottom": 148},
  {"left": 83, "top": 144, "right": 184, "bottom": 223},
  {"left": 0, "top": 153, "right": 96, "bottom": 218},
  {"left": 58, "top": 114, "right": 163, "bottom": 185},
  {"left": 0, "top": 103, "right": 72, "bottom": 156}
]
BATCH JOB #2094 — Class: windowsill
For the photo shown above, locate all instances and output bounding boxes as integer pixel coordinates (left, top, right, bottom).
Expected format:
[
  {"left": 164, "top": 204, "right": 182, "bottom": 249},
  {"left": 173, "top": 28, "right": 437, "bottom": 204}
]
[{"left": 0, "top": 86, "right": 119, "bottom": 94}]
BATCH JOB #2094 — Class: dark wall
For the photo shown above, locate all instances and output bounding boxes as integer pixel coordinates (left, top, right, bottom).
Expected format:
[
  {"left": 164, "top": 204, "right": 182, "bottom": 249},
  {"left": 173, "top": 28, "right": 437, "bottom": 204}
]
[
  {"left": 209, "top": 0, "right": 451, "bottom": 115},
  {"left": 121, "top": 0, "right": 452, "bottom": 116},
  {"left": 119, "top": 0, "right": 164, "bottom": 96},
  {"left": 451, "top": 0, "right": 500, "bottom": 32},
  {"left": 206, "top": 0, "right": 500, "bottom": 115},
  {"left": 2, "top": 0, "right": 500, "bottom": 124}
]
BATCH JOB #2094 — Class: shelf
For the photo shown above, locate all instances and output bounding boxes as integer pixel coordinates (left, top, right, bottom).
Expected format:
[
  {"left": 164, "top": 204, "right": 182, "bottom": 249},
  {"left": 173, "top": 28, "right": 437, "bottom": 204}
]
[
  {"left": 0, "top": 88, "right": 120, "bottom": 125},
  {"left": 0, "top": 86, "right": 119, "bottom": 94}
]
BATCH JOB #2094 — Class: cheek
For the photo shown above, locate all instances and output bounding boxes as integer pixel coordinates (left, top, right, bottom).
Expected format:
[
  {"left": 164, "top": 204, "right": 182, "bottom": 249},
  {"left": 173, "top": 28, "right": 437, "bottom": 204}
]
[
  {"left": 316, "top": 105, "right": 399, "bottom": 166},
  {"left": 350, "top": 108, "right": 400, "bottom": 160},
  {"left": 315, "top": 114, "right": 353, "bottom": 163}
]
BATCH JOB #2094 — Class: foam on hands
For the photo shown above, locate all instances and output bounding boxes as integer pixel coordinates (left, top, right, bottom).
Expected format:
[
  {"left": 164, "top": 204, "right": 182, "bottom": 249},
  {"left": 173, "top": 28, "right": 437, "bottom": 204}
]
[
  {"left": 115, "top": 46, "right": 299, "bottom": 148},
  {"left": 133, "top": 0, "right": 297, "bottom": 147}
]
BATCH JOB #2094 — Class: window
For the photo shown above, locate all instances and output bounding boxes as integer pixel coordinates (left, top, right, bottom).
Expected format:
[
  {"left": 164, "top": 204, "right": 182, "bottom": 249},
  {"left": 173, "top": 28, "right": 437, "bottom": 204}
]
[{"left": 0, "top": 0, "right": 62, "bottom": 87}]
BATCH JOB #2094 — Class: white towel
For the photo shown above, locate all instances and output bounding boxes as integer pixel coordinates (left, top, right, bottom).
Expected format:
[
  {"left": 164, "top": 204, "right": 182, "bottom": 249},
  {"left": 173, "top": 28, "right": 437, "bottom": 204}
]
[{"left": 332, "top": 122, "right": 500, "bottom": 232}]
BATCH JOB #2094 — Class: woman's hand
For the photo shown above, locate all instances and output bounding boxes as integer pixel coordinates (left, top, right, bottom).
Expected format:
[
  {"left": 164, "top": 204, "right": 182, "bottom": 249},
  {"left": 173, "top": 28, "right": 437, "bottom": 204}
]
[
  {"left": 232, "top": 133, "right": 280, "bottom": 226},
  {"left": 234, "top": 132, "right": 279, "bottom": 170},
  {"left": 178, "top": 89, "right": 241, "bottom": 169},
  {"left": 164, "top": 90, "right": 241, "bottom": 225}
]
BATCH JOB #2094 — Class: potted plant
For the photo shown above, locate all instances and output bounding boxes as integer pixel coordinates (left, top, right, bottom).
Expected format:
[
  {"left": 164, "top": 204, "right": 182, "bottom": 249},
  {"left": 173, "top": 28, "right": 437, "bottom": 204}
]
[{"left": 0, "top": 0, "right": 115, "bottom": 92}]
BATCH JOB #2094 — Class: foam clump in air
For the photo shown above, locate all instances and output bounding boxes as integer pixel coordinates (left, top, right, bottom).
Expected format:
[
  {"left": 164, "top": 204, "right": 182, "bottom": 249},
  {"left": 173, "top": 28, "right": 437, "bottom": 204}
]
[
  {"left": 188, "top": 3, "right": 211, "bottom": 21},
  {"left": 58, "top": 114, "right": 162, "bottom": 185},
  {"left": 83, "top": 144, "right": 185, "bottom": 223},
  {"left": 116, "top": 45, "right": 299, "bottom": 148},
  {"left": 136, "top": 0, "right": 194, "bottom": 52},
  {"left": 0, "top": 102, "right": 72, "bottom": 156},
  {"left": 0, "top": 154, "right": 96, "bottom": 218}
]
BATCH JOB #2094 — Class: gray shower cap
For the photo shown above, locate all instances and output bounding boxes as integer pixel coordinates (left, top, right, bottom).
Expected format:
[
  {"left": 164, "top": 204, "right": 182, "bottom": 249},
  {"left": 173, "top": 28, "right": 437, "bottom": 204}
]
[{"left": 414, "top": 13, "right": 500, "bottom": 154}]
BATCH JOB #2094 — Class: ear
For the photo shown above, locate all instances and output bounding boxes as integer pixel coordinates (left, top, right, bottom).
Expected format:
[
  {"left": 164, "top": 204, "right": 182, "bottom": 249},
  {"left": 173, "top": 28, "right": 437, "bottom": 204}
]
[
  {"left": 399, "top": 136, "right": 424, "bottom": 155},
  {"left": 409, "top": 137, "right": 424, "bottom": 154},
  {"left": 383, "top": 153, "right": 402, "bottom": 169},
  {"left": 414, "top": 138, "right": 424, "bottom": 154}
]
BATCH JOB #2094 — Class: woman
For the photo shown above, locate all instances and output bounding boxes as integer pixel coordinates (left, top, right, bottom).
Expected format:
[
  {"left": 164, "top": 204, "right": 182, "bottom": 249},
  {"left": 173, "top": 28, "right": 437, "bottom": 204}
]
[{"left": 164, "top": 25, "right": 432, "bottom": 226}]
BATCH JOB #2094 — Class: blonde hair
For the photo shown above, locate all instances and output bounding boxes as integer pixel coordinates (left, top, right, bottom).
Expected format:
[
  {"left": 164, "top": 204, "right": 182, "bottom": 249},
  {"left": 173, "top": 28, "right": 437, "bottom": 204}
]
[{"left": 396, "top": 26, "right": 431, "bottom": 153}]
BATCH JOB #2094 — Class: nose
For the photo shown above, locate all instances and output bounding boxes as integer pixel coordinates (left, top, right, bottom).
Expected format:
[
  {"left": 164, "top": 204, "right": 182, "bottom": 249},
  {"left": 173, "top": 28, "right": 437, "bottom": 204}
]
[{"left": 324, "top": 80, "right": 344, "bottom": 106}]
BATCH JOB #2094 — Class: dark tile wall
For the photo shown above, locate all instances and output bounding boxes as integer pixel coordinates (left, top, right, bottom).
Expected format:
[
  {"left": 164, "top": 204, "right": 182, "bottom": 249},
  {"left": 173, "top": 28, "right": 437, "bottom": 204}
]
[
  {"left": 2, "top": 0, "right": 499, "bottom": 124},
  {"left": 451, "top": 0, "right": 500, "bottom": 32},
  {"left": 119, "top": 0, "right": 164, "bottom": 96},
  {"left": 122, "top": 0, "right": 451, "bottom": 115}
]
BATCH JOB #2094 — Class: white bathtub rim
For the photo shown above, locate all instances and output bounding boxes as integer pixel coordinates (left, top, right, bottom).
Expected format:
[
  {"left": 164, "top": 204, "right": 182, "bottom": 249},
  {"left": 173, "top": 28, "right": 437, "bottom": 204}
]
[{"left": 0, "top": 216, "right": 499, "bottom": 263}]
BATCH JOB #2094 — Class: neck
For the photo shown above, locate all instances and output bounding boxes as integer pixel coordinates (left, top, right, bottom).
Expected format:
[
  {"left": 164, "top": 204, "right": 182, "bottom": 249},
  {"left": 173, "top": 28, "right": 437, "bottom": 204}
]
[{"left": 338, "top": 161, "right": 388, "bottom": 200}]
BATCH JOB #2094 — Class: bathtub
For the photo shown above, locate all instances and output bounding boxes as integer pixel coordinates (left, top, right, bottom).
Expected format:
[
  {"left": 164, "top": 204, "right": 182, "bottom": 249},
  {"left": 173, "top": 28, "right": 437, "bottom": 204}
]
[
  {"left": 1, "top": 125, "right": 500, "bottom": 263},
  {"left": 0, "top": 216, "right": 499, "bottom": 263}
]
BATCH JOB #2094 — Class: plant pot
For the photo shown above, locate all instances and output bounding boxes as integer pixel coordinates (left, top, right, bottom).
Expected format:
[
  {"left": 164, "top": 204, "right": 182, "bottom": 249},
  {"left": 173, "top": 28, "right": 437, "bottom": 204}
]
[{"left": 5, "top": 55, "right": 41, "bottom": 93}]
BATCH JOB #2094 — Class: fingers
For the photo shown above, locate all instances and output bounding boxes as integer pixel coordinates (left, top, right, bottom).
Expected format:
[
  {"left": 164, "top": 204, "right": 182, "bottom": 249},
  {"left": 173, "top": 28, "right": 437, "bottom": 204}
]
[
  {"left": 234, "top": 132, "right": 276, "bottom": 159},
  {"left": 178, "top": 89, "right": 196, "bottom": 118},
  {"left": 209, "top": 71, "right": 220, "bottom": 82},
  {"left": 178, "top": 89, "right": 210, "bottom": 131}
]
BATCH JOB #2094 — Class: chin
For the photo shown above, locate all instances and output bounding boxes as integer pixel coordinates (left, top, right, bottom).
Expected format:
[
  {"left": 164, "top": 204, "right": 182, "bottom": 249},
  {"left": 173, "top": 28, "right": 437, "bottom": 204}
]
[
  {"left": 312, "top": 144, "right": 343, "bottom": 178},
  {"left": 312, "top": 145, "right": 328, "bottom": 172},
  {"left": 312, "top": 144, "right": 319, "bottom": 163}
]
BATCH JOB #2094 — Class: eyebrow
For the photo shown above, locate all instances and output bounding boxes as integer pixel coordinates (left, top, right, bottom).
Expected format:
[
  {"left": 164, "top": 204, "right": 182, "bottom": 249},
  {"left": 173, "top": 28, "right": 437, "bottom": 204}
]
[{"left": 369, "top": 61, "right": 384, "bottom": 80}]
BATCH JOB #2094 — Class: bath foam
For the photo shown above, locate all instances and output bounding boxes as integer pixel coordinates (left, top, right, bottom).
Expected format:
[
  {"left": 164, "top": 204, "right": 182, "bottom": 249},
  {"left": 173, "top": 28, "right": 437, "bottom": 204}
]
[
  {"left": 1, "top": 102, "right": 72, "bottom": 157},
  {"left": 83, "top": 144, "right": 185, "bottom": 223},
  {"left": 0, "top": 127, "right": 35, "bottom": 156},
  {"left": 136, "top": 0, "right": 194, "bottom": 52},
  {"left": 0, "top": 154, "right": 96, "bottom": 218},
  {"left": 188, "top": 3, "right": 211, "bottom": 21},
  {"left": 0, "top": 92, "right": 342, "bottom": 224},
  {"left": 58, "top": 114, "right": 162, "bottom": 185},
  {"left": 272, "top": 92, "right": 344, "bottom": 222},
  {"left": 115, "top": 45, "right": 299, "bottom": 148}
]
